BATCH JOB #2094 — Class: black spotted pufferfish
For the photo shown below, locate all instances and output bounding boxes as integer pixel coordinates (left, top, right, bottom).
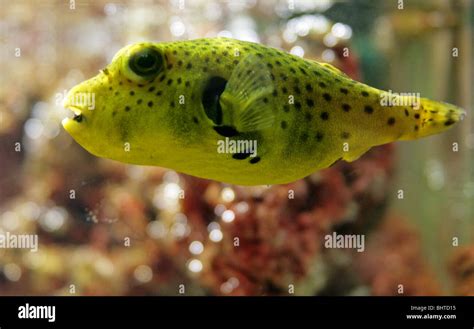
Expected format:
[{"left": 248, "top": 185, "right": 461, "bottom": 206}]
[{"left": 62, "top": 37, "right": 465, "bottom": 185}]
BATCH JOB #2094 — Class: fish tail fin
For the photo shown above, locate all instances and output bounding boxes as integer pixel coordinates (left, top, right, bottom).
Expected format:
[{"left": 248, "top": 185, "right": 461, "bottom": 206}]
[{"left": 400, "top": 98, "right": 466, "bottom": 140}]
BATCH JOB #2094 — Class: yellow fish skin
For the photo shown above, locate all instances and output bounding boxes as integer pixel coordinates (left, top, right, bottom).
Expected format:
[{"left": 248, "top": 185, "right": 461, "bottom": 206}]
[{"left": 62, "top": 37, "right": 465, "bottom": 185}]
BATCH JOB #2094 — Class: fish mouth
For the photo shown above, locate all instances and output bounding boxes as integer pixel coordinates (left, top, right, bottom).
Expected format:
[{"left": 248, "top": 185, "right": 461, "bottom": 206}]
[{"left": 62, "top": 105, "right": 85, "bottom": 128}]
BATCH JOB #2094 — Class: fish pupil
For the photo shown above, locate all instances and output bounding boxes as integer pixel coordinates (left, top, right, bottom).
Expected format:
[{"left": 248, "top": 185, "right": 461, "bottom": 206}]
[
  {"left": 129, "top": 48, "right": 163, "bottom": 78},
  {"left": 137, "top": 56, "right": 154, "bottom": 69}
]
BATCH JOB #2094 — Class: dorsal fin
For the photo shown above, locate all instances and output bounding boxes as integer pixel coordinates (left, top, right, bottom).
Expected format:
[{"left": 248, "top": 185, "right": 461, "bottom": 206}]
[{"left": 310, "top": 60, "right": 347, "bottom": 77}]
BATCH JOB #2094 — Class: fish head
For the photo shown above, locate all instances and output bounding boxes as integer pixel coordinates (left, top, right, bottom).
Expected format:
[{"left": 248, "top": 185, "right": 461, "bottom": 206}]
[{"left": 62, "top": 42, "right": 181, "bottom": 162}]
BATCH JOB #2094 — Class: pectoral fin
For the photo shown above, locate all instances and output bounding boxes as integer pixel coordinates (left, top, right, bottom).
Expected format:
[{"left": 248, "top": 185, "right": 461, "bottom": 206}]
[{"left": 219, "top": 55, "right": 275, "bottom": 132}]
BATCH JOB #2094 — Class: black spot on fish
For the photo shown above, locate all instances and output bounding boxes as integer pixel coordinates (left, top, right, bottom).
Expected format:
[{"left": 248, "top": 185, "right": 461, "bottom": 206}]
[
  {"left": 272, "top": 90, "right": 278, "bottom": 97},
  {"left": 108, "top": 86, "right": 112, "bottom": 91},
  {"left": 319, "top": 82, "right": 326, "bottom": 88},
  {"left": 125, "top": 106, "right": 130, "bottom": 112},
  {"left": 323, "top": 93, "right": 332, "bottom": 101},
  {"left": 281, "top": 121, "right": 287, "bottom": 129},
  {"left": 342, "top": 104, "right": 351, "bottom": 112},
  {"left": 137, "top": 99, "right": 142, "bottom": 105},
  {"left": 114, "top": 91, "right": 119, "bottom": 96},
  {"left": 263, "top": 97, "right": 269, "bottom": 104},
  {"left": 147, "top": 101, "right": 153, "bottom": 108},
  {"left": 159, "top": 75, "right": 166, "bottom": 82},
  {"left": 387, "top": 117, "right": 395, "bottom": 126},
  {"left": 305, "top": 112, "right": 313, "bottom": 121},
  {"left": 415, "top": 125, "right": 419, "bottom": 131},
  {"left": 156, "top": 91, "right": 162, "bottom": 96},
  {"left": 340, "top": 88, "right": 348, "bottom": 94},
  {"left": 321, "top": 112, "right": 329, "bottom": 120},
  {"left": 282, "top": 87, "right": 288, "bottom": 93},
  {"left": 316, "top": 132, "right": 324, "bottom": 142},
  {"left": 170, "top": 101, "right": 175, "bottom": 108},
  {"left": 232, "top": 152, "right": 251, "bottom": 160},
  {"left": 186, "top": 63, "right": 192, "bottom": 70},
  {"left": 294, "top": 86, "right": 301, "bottom": 94},
  {"left": 295, "top": 101, "right": 302, "bottom": 110},
  {"left": 364, "top": 105, "right": 374, "bottom": 114},
  {"left": 167, "top": 79, "right": 173, "bottom": 86},
  {"left": 300, "top": 133, "right": 308, "bottom": 142},
  {"left": 361, "top": 91, "right": 369, "bottom": 97},
  {"left": 306, "top": 99, "right": 314, "bottom": 107},
  {"left": 202, "top": 76, "right": 227, "bottom": 125},
  {"left": 148, "top": 86, "right": 155, "bottom": 92},
  {"left": 193, "top": 116, "right": 199, "bottom": 124},
  {"left": 414, "top": 113, "right": 420, "bottom": 119},
  {"left": 178, "top": 60, "right": 183, "bottom": 66},
  {"left": 185, "top": 81, "right": 191, "bottom": 87},
  {"left": 305, "top": 84, "right": 313, "bottom": 92},
  {"left": 167, "top": 64, "right": 173, "bottom": 70},
  {"left": 341, "top": 132, "right": 350, "bottom": 139},
  {"left": 404, "top": 108, "right": 409, "bottom": 116},
  {"left": 177, "top": 77, "right": 182, "bottom": 84},
  {"left": 283, "top": 105, "right": 290, "bottom": 113},
  {"left": 129, "top": 91, "right": 135, "bottom": 96},
  {"left": 249, "top": 157, "right": 261, "bottom": 164}
]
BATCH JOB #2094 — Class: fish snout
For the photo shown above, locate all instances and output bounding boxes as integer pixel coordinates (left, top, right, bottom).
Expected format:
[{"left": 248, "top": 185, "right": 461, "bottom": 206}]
[{"left": 62, "top": 82, "right": 99, "bottom": 126}]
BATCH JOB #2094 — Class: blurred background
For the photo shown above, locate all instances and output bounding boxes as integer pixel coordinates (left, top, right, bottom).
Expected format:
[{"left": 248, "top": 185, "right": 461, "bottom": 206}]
[{"left": 0, "top": 0, "right": 473, "bottom": 296}]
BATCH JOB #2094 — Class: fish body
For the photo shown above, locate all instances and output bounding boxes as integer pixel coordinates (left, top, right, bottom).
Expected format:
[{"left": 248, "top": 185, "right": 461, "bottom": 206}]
[{"left": 63, "top": 38, "right": 465, "bottom": 185}]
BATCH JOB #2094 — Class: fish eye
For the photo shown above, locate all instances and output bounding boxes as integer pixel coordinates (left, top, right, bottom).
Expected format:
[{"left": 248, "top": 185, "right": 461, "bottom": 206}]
[{"left": 128, "top": 47, "right": 163, "bottom": 79}]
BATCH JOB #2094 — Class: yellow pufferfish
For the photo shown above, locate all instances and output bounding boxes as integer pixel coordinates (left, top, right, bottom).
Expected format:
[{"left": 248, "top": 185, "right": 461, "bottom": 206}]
[{"left": 63, "top": 37, "right": 465, "bottom": 185}]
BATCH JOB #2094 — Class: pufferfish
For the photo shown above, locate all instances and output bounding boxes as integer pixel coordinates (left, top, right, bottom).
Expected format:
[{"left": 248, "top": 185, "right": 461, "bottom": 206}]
[{"left": 63, "top": 37, "right": 465, "bottom": 185}]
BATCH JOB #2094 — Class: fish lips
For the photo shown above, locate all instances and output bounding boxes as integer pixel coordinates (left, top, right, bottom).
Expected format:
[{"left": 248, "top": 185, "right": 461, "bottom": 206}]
[{"left": 62, "top": 104, "right": 86, "bottom": 132}]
